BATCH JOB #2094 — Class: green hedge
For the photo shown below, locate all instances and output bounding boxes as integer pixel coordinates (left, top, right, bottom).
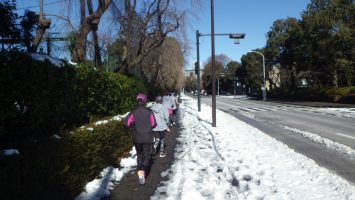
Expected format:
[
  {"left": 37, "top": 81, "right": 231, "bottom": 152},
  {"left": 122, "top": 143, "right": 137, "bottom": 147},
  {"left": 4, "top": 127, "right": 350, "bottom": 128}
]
[
  {"left": 0, "top": 52, "right": 76, "bottom": 138},
  {"left": 74, "top": 62, "right": 146, "bottom": 122},
  {"left": 0, "top": 51, "right": 147, "bottom": 199},
  {"left": 0, "top": 120, "right": 133, "bottom": 200},
  {"left": 268, "top": 86, "right": 355, "bottom": 103},
  {"left": 0, "top": 52, "right": 146, "bottom": 139}
]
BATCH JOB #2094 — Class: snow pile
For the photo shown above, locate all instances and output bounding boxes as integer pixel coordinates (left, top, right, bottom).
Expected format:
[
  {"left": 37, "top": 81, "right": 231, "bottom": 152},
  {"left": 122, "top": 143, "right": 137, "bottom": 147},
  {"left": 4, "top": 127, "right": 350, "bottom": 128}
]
[
  {"left": 78, "top": 113, "right": 129, "bottom": 133},
  {"left": 282, "top": 125, "right": 355, "bottom": 160},
  {"left": 151, "top": 95, "right": 355, "bottom": 200},
  {"left": 94, "top": 120, "right": 109, "bottom": 126},
  {"left": 29, "top": 52, "right": 65, "bottom": 67},
  {"left": 51, "top": 134, "right": 61, "bottom": 140},
  {"left": 112, "top": 113, "right": 129, "bottom": 121},
  {"left": 75, "top": 148, "right": 137, "bottom": 200},
  {"left": 2, "top": 149, "right": 20, "bottom": 156},
  {"left": 316, "top": 107, "right": 355, "bottom": 119}
]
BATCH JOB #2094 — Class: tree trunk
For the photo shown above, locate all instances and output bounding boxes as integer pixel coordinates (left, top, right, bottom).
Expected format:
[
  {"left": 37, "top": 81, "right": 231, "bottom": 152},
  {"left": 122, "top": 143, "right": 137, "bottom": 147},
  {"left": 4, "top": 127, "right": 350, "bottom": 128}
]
[
  {"left": 87, "top": 0, "right": 102, "bottom": 68},
  {"left": 71, "top": 0, "right": 112, "bottom": 64},
  {"left": 72, "top": 24, "right": 91, "bottom": 63},
  {"left": 333, "top": 68, "right": 338, "bottom": 88},
  {"left": 92, "top": 29, "right": 102, "bottom": 67},
  {"left": 30, "top": 0, "right": 51, "bottom": 53}
]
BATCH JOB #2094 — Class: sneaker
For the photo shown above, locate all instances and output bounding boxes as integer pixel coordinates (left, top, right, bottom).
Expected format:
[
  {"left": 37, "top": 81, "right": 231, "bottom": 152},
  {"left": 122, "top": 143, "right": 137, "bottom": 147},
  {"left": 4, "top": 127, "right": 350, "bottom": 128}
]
[
  {"left": 137, "top": 170, "right": 145, "bottom": 185},
  {"left": 160, "top": 151, "right": 166, "bottom": 158}
]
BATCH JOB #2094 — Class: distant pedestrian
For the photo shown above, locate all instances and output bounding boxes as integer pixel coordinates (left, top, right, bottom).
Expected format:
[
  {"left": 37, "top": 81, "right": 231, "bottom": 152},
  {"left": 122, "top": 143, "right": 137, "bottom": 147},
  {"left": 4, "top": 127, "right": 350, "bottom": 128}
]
[
  {"left": 163, "top": 92, "right": 174, "bottom": 126},
  {"left": 171, "top": 92, "right": 179, "bottom": 124},
  {"left": 151, "top": 96, "right": 170, "bottom": 158},
  {"left": 125, "top": 93, "right": 157, "bottom": 185}
]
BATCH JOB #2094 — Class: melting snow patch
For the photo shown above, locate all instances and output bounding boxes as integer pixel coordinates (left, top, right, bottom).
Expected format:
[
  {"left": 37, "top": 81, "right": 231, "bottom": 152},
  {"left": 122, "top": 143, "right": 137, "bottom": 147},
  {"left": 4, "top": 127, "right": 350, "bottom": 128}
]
[
  {"left": 51, "top": 134, "right": 61, "bottom": 140},
  {"left": 86, "top": 128, "right": 94, "bottom": 132},
  {"left": 29, "top": 53, "right": 65, "bottom": 67},
  {"left": 2, "top": 149, "right": 20, "bottom": 156},
  {"left": 95, "top": 120, "right": 109, "bottom": 126},
  {"left": 112, "top": 113, "right": 129, "bottom": 121}
]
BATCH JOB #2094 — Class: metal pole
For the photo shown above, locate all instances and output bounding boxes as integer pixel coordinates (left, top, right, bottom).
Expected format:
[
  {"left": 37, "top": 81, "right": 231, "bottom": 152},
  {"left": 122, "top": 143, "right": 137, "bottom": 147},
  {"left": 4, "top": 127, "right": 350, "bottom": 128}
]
[
  {"left": 234, "top": 78, "right": 236, "bottom": 95},
  {"left": 249, "top": 51, "right": 267, "bottom": 101},
  {"left": 262, "top": 55, "right": 267, "bottom": 101},
  {"left": 196, "top": 30, "right": 201, "bottom": 112},
  {"left": 217, "top": 77, "right": 220, "bottom": 96},
  {"left": 211, "top": 0, "right": 216, "bottom": 127}
]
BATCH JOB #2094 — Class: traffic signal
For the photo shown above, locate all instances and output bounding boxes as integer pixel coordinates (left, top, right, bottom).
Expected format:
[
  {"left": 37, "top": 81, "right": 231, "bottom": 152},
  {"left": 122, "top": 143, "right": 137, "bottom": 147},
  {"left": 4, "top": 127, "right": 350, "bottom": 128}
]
[{"left": 229, "top": 33, "right": 245, "bottom": 39}]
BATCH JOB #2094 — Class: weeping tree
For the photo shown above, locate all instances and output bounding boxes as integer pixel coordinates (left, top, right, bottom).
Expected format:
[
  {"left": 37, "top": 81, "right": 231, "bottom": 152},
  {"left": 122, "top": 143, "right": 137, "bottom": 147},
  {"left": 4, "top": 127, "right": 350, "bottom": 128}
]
[
  {"left": 109, "top": 0, "right": 190, "bottom": 75},
  {"left": 140, "top": 37, "right": 185, "bottom": 91}
]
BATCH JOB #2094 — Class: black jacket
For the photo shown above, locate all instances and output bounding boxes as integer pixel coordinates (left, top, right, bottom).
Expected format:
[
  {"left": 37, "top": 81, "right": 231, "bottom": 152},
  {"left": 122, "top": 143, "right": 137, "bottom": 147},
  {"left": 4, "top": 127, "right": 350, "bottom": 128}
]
[{"left": 125, "top": 105, "right": 157, "bottom": 143}]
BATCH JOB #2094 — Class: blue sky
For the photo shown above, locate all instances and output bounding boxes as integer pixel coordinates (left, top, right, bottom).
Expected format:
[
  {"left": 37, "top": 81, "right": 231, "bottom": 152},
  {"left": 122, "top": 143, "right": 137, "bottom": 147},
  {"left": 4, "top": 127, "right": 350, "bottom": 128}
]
[
  {"left": 188, "top": 0, "right": 311, "bottom": 69},
  {"left": 16, "top": 0, "right": 310, "bottom": 69}
]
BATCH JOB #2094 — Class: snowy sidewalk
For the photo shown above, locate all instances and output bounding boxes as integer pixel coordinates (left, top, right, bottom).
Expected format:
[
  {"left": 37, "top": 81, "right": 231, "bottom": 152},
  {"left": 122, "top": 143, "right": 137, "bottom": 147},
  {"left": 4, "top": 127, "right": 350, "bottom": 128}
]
[
  {"left": 75, "top": 95, "right": 355, "bottom": 200},
  {"left": 150, "top": 95, "right": 355, "bottom": 200}
]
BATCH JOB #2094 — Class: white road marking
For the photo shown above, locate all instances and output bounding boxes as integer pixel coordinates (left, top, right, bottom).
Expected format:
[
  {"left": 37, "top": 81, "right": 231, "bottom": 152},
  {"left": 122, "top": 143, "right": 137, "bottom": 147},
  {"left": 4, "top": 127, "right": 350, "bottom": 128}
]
[{"left": 334, "top": 132, "right": 355, "bottom": 140}]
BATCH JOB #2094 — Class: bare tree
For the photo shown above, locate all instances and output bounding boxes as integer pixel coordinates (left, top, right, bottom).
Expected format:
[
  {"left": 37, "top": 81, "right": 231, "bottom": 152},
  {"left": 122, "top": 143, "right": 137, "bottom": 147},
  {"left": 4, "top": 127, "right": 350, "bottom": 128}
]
[
  {"left": 110, "top": 0, "right": 190, "bottom": 74},
  {"left": 71, "top": 0, "right": 112, "bottom": 64},
  {"left": 30, "top": 0, "right": 51, "bottom": 52},
  {"left": 86, "top": 0, "right": 102, "bottom": 67}
]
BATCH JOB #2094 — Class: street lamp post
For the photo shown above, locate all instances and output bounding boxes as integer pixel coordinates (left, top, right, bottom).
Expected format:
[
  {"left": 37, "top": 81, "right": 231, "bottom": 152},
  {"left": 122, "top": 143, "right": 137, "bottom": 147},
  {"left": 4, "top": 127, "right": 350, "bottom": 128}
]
[
  {"left": 233, "top": 77, "right": 238, "bottom": 95},
  {"left": 217, "top": 73, "right": 224, "bottom": 96},
  {"left": 217, "top": 77, "right": 220, "bottom": 96},
  {"left": 249, "top": 51, "right": 266, "bottom": 101}
]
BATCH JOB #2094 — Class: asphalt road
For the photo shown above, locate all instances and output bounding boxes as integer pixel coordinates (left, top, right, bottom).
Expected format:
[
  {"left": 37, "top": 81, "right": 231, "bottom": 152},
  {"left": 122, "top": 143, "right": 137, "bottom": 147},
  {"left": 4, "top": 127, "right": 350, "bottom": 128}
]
[{"left": 199, "top": 95, "right": 355, "bottom": 183}]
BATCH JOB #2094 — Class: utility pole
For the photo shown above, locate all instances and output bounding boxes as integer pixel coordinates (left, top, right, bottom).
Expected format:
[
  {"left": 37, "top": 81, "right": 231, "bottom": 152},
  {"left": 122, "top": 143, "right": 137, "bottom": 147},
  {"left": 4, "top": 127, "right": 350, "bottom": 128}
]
[
  {"left": 211, "top": 0, "right": 216, "bottom": 127},
  {"left": 196, "top": 30, "right": 201, "bottom": 112}
]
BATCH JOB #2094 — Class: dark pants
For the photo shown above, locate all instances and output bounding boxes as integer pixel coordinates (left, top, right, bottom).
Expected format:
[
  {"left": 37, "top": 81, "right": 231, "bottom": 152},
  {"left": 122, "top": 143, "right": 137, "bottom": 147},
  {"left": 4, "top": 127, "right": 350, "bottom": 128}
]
[
  {"left": 152, "top": 131, "right": 166, "bottom": 154},
  {"left": 134, "top": 142, "right": 152, "bottom": 172}
]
